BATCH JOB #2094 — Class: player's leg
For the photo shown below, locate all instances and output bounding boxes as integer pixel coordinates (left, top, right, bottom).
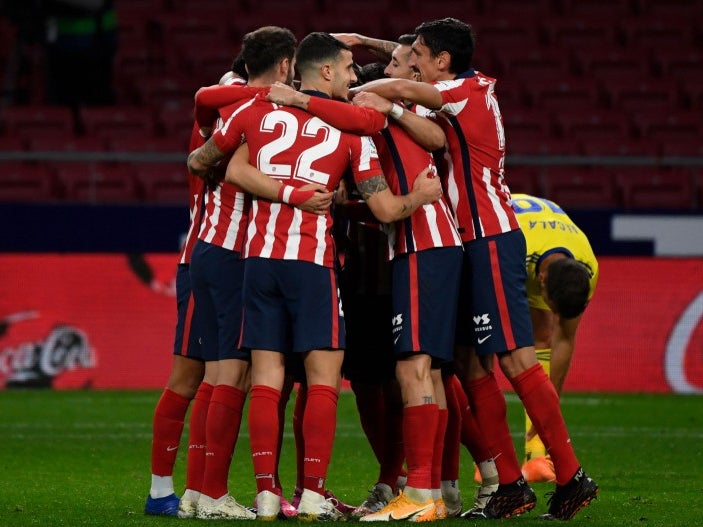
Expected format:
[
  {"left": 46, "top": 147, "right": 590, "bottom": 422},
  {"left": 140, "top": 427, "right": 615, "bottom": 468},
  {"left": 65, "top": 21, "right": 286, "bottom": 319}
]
[{"left": 145, "top": 263, "right": 204, "bottom": 516}]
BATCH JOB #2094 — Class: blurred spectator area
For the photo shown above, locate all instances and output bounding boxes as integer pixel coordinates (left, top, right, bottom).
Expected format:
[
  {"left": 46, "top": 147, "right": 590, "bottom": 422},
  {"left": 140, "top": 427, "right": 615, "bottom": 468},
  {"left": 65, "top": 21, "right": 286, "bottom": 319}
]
[{"left": 0, "top": 0, "right": 702, "bottom": 210}]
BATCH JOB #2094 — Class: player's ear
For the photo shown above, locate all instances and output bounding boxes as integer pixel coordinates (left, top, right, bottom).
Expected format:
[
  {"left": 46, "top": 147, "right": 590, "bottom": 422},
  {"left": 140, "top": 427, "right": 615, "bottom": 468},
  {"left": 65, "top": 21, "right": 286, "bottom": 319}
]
[
  {"left": 321, "top": 63, "right": 333, "bottom": 81},
  {"left": 436, "top": 50, "right": 451, "bottom": 71}
]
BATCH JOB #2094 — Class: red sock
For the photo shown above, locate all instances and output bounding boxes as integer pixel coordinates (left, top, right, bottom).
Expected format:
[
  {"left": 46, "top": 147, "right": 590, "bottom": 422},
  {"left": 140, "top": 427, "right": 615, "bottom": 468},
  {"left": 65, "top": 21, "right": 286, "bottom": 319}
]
[
  {"left": 250, "top": 385, "right": 282, "bottom": 493},
  {"left": 460, "top": 401, "right": 494, "bottom": 463},
  {"left": 201, "top": 385, "right": 247, "bottom": 499},
  {"left": 275, "top": 381, "right": 294, "bottom": 491},
  {"left": 512, "top": 364, "right": 580, "bottom": 485},
  {"left": 185, "top": 382, "right": 213, "bottom": 492},
  {"left": 465, "top": 373, "right": 522, "bottom": 484},
  {"left": 403, "top": 404, "right": 438, "bottom": 490},
  {"left": 151, "top": 388, "right": 190, "bottom": 475},
  {"left": 293, "top": 385, "right": 307, "bottom": 490},
  {"left": 442, "top": 376, "right": 462, "bottom": 481},
  {"left": 302, "top": 384, "right": 338, "bottom": 495},
  {"left": 433, "top": 408, "right": 448, "bottom": 488}
]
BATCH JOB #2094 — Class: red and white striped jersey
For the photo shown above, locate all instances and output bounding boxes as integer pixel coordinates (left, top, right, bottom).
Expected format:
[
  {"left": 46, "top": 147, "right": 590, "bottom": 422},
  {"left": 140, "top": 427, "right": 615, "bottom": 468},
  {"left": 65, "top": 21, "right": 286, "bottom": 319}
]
[
  {"left": 212, "top": 95, "right": 382, "bottom": 268},
  {"left": 196, "top": 96, "right": 255, "bottom": 253},
  {"left": 374, "top": 124, "right": 461, "bottom": 259},
  {"left": 179, "top": 121, "right": 206, "bottom": 264},
  {"left": 418, "top": 70, "right": 519, "bottom": 242}
]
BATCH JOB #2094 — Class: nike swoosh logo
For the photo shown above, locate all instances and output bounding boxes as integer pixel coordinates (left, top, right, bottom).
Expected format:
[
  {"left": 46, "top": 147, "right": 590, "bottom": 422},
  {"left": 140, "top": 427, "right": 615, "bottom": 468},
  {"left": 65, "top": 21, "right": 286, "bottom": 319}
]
[
  {"left": 390, "top": 503, "right": 434, "bottom": 520},
  {"left": 166, "top": 446, "right": 178, "bottom": 452},
  {"left": 477, "top": 335, "right": 491, "bottom": 344},
  {"left": 393, "top": 335, "right": 401, "bottom": 345}
]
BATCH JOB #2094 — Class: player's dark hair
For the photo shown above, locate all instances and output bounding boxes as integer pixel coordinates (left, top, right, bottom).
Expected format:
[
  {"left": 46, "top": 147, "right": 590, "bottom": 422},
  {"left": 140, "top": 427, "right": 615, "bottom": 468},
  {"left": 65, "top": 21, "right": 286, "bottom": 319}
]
[
  {"left": 241, "top": 26, "right": 296, "bottom": 77},
  {"left": 546, "top": 258, "right": 591, "bottom": 320},
  {"left": 295, "top": 32, "right": 352, "bottom": 76},
  {"left": 397, "top": 33, "right": 416, "bottom": 46},
  {"left": 230, "top": 50, "right": 248, "bottom": 80},
  {"left": 414, "top": 17, "right": 475, "bottom": 73},
  {"left": 357, "top": 62, "right": 386, "bottom": 84}
]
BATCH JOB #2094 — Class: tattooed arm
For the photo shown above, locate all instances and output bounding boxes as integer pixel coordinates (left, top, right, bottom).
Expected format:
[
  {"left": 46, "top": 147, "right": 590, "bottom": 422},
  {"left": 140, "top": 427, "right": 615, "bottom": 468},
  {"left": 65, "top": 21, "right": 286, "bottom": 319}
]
[
  {"left": 187, "top": 138, "right": 226, "bottom": 177},
  {"left": 358, "top": 168, "right": 441, "bottom": 223},
  {"left": 331, "top": 33, "right": 398, "bottom": 63}
]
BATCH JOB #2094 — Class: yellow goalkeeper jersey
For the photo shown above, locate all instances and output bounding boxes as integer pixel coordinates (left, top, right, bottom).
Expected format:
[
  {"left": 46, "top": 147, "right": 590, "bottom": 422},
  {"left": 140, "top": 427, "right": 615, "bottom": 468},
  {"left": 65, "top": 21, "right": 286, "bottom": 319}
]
[{"left": 511, "top": 194, "right": 599, "bottom": 311}]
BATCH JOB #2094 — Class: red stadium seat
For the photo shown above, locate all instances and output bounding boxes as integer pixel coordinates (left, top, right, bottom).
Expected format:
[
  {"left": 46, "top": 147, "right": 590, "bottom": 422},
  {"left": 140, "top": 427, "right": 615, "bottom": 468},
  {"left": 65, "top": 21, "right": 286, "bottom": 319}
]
[
  {"left": 631, "top": 111, "right": 701, "bottom": 142},
  {"left": 616, "top": 168, "right": 695, "bottom": 210},
  {"left": 504, "top": 166, "right": 542, "bottom": 196},
  {"left": 133, "top": 76, "right": 198, "bottom": 109},
  {"left": 574, "top": 49, "right": 653, "bottom": 81},
  {"left": 558, "top": 0, "right": 634, "bottom": 17},
  {"left": 603, "top": 79, "right": 682, "bottom": 113},
  {"left": 55, "top": 162, "right": 142, "bottom": 203},
  {"left": 508, "top": 135, "right": 581, "bottom": 156},
  {"left": 541, "top": 168, "right": 619, "bottom": 209},
  {"left": 521, "top": 77, "right": 605, "bottom": 111},
  {"left": 579, "top": 137, "right": 660, "bottom": 157},
  {"left": 541, "top": 18, "right": 619, "bottom": 50},
  {"left": 553, "top": 109, "right": 632, "bottom": 142},
  {"left": 107, "top": 135, "right": 187, "bottom": 153},
  {"left": 619, "top": 17, "right": 694, "bottom": 50},
  {"left": 502, "top": 49, "right": 576, "bottom": 82},
  {"left": 26, "top": 133, "right": 107, "bottom": 152},
  {"left": 79, "top": 106, "right": 156, "bottom": 140},
  {"left": 659, "top": 138, "right": 703, "bottom": 157},
  {"left": 157, "top": 105, "right": 195, "bottom": 145},
  {"left": 138, "top": 163, "right": 191, "bottom": 204},
  {"left": 0, "top": 135, "right": 27, "bottom": 151},
  {"left": 2, "top": 105, "right": 75, "bottom": 137},
  {"left": 0, "top": 162, "right": 59, "bottom": 202},
  {"left": 637, "top": 0, "right": 703, "bottom": 18},
  {"left": 504, "top": 108, "right": 553, "bottom": 140}
]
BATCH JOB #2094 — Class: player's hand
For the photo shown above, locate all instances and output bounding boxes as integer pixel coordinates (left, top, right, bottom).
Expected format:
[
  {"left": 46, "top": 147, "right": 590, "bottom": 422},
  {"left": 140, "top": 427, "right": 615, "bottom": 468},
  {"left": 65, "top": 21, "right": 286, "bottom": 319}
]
[
  {"left": 202, "top": 167, "right": 223, "bottom": 191},
  {"left": 351, "top": 91, "right": 393, "bottom": 115},
  {"left": 412, "top": 166, "right": 442, "bottom": 204},
  {"left": 331, "top": 33, "right": 363, "bottom": 47},
  {"left": 297, "top": 183, "right": 334, "bottom": 215},
  {"left": 267, "top": 82, "right": 303, "bottom": 106}
]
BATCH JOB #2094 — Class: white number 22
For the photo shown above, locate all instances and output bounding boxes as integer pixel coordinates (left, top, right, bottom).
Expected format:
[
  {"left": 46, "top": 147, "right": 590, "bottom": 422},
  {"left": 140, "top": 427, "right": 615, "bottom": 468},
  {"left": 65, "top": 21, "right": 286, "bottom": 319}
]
[{"left": 257, "top": 110, "right": 340, "bottom": 186}]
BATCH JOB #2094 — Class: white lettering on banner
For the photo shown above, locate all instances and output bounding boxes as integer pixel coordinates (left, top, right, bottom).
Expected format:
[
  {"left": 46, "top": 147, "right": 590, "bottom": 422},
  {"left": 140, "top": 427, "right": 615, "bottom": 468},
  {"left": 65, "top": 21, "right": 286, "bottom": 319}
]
[
  {"left": 665, "top": 290, "right": 703, "bottom": 394},
  {"left": 612, "top": 215, "right": 703, "bottom": 256}
]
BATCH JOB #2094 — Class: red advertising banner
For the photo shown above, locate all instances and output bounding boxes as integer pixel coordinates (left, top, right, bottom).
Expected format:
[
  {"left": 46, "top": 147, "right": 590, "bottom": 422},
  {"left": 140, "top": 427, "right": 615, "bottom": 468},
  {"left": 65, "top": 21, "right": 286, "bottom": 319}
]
[{"left": 1, "top": 254, "right": 702, "bottom": 392}]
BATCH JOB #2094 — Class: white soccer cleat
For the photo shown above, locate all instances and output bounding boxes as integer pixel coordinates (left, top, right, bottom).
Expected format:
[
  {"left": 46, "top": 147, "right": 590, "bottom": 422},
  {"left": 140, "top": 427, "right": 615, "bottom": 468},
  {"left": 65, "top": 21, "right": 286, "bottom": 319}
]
[
  {"left": 255, "top": 490, "right": 281, "bottom": 521},
  {"left": 297, "top": 488, "right": 344, "bottom": 522},
  {"left": 196, "top": 494, "right": 256, "bottom": 520},
  {"left": 351, "top": 482, "right": 394, "bottom": 517}
]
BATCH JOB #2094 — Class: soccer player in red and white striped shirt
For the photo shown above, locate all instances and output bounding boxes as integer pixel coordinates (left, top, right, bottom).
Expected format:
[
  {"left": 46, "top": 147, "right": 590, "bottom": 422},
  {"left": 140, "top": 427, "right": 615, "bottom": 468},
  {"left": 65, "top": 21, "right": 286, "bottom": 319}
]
[
  {"left": 220, "top": 32, "right": 441, "bottom": 521},
  {"left": 348, "top": 17, "right": 599, "bottom": 521}
]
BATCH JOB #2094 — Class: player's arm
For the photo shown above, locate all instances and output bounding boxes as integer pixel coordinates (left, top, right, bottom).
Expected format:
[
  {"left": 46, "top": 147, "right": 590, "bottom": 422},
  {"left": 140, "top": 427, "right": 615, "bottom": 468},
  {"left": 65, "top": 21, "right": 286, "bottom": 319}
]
[
  {"left": 331, "top": 32, "right": 398, "bottom": 62},
  {"left": 226, "top": 143, "right": 333, "bottom": 214},
  {"left": 549, "top": 314, "right": 581, "bottom": 395},
  {"left": 350, "top": 78, "right": 444, "bottom": 110},
  {"left": 351, "top": 91, "right": 446, "bottom": 152},
  {"left": 194, "top": 85, "right": 263, "bottom": 134},
  {"left": 357, "top": 168, "right": 441, "bottom": 223},
  {"left": 187, "top": 138, "right": 226, "bottom": 177},
  {"left": 266, "top": 82, "right": 386, "bottom": 135}
]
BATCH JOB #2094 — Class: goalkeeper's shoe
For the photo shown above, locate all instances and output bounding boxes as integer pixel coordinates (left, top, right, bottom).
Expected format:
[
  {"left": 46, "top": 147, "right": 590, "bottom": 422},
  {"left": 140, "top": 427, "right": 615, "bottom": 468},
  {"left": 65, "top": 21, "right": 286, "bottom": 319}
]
[
  {"left": 144, "top": 493, "right": 180, "bottom": 516},
  {"left": 539, "top": 468, "right": 599, "bottom": 520},
  {"left": 521, "top": 455, "right": 556, "bottom": 483},
  {"left": 483, "top": 477, "right": 536, "bottom": 519}
]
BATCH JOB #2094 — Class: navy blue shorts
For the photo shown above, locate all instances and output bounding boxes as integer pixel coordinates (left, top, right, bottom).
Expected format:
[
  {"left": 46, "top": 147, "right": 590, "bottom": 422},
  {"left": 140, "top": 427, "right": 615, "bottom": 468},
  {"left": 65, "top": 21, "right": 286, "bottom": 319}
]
[
  {"left": 173, "top": 264, "right": 203, "bottom": 360},
  {"left": 456, "top": 229, "right": 534, "bottom": 355},
  {"left": 241, "top": 257, "right": 345, "bottom": 353},
  {"left": 189, "top": 240, "right": 248, "bottom": 361},
  {"left": 391, "top": 246, "right": 463, "bottom": 362}
]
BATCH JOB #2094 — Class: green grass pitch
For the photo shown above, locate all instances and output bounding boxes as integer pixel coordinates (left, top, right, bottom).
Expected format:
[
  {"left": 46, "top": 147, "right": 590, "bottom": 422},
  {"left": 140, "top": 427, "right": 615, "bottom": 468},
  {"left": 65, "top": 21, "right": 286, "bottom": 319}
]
[{"left": 0, "top": 390, "right": 702, "bottom": 526}]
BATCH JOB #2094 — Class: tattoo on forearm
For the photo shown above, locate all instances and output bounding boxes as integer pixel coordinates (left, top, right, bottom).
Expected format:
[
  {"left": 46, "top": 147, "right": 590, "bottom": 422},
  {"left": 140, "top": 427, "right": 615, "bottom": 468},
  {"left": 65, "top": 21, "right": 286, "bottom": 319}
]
[
  {"left": 357, "top": 175, "right": 389, "bottom": 200},
  {"left": 197, "top": 140, "right": 225, "bottom": 169}
]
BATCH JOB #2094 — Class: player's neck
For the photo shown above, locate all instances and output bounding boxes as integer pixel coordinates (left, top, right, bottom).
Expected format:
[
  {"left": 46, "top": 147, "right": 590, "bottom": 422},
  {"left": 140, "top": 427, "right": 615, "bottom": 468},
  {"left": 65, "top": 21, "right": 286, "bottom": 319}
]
[{"left": 299, "top": 82, "right": 331, "bottom": 98}]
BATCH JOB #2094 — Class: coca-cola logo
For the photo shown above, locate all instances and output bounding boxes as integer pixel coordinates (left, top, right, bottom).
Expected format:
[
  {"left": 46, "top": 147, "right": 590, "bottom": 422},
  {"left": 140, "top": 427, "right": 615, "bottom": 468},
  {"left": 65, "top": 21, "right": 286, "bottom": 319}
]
[
  {"left": 1, "top": 324, "right": 95, "bottom": 388},
  {"left": 665, "top": 291, "right": 703, "bottom": 394}
]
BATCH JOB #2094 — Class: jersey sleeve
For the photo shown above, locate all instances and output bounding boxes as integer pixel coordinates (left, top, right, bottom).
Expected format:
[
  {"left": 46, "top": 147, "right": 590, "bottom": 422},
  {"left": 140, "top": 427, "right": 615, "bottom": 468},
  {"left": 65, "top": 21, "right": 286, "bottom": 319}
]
[
  {"left": 195, "top": 85, "right": 265, "bottom": 128},
  {"left": 210, "top": 102, "right": 252, "bottom": 154},
  {"left": 434, "top": 79, "right": 469, "bottom": 116},
  {"left": 348, "top": 134, "right": 383, "bottom": 184},
  {"left": 307, "top": 97, "right": 387, "bottom": 135}
]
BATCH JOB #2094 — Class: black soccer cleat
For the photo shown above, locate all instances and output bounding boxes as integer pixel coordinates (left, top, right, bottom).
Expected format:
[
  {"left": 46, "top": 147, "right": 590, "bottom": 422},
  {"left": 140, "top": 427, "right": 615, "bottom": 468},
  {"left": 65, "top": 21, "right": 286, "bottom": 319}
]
[
  {"left": 483, "top": 477, "right": 537, "bottom": 519},
  {"left": 539, "top": 467, "right": 599, "bottom": 521}
]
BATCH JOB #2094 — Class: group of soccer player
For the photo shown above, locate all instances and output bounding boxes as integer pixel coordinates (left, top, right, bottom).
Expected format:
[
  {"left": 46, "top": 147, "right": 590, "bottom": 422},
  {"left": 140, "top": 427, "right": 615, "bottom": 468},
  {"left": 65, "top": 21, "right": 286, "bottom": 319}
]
[{"left": 144, "top": 16, "right": 600, "bottom": 523}]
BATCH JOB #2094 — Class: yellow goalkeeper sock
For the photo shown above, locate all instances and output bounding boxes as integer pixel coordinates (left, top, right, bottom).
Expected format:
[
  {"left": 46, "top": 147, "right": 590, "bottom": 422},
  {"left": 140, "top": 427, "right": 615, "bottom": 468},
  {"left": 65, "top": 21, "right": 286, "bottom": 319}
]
[{"left": 524, "top": 348, "right": 551, "bottom": 460}]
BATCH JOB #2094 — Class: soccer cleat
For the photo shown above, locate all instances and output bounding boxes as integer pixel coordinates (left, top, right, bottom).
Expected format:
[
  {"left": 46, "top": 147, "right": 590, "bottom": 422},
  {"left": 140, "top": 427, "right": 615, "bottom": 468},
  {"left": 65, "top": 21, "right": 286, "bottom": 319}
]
[
  {"left": 522, "top": 455, "right": 556, "bottom": 483},
  {"left": 280, "top": 494, "right": 298, "bottom": 518},
  {"left": 297, "top": 488, "right": 345, "bottom": 522},
  {"left": 539, "top": 468, "right": 599, "bottom": 520},
  {"left": 459, "top": 481, "right": 498, "bottom": 520},
  {"left": 178, "top": 496, "right": 198, "bottom": 518},
  {"left": 255, "top": 490, "right": 281, "bottom": 521},
  {"left": 291, "top": 487, "right": 303, "bottom": 510},
  {"left": 414, "top": 498, "right": 447, "bottom": 522},
  {"left": 144, "top": 493, "right": 180, "bottom": 516},
  {"left": 441, "top": 480, "right": 462, "bottom": 518},
  {"left": 196, "top": 494, "right": 257, "bottom": 520},
  {"left": 360, "top": 490, "right": 434, "bottom": 522},
  {"left": 351, "top": 483, "right": 395, "bottom": 517},
  {"left": 324, "top": 489, "right": 355, "bottom": 517},
  {"left": 483, "top": 477, "right": 537, "bottom": 519}
]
